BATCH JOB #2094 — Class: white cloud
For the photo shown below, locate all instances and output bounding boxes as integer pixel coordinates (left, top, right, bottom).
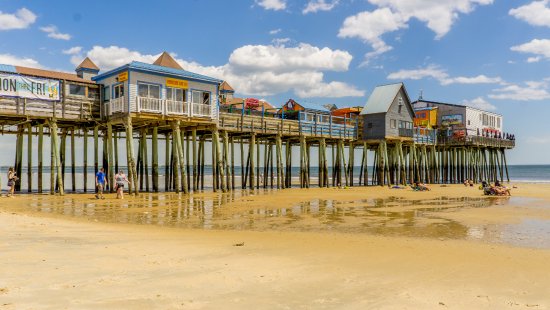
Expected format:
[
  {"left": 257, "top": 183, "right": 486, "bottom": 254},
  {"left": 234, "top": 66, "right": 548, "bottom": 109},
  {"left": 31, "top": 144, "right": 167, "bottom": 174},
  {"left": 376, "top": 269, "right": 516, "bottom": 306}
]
[
  {"left": 461, "top": 97, "right": 496, "bottom": 111},
  {"left": 510, "top": 0, "right": 550, "bottom": 27},
  {"left": 0, "top": 8, "right": 36, "bottom": 30},
  {"left": 228, "top": 43, "right": 352, "bottom": 72},
  {"left": 387, "top": 65, "right": 504, "bottom": 86},
  {"left": 489, "top": 81, "right": 550, "bottom": 101},
  {"left": 387, "top": 65, "right": 448, "bottom": 81},
  {"left": 303, "top": 0, "right": 339, "bottom": 14},
  {"left": 511, "top": 39, "right": 550, "bottom": 61},
  {"left": 338, "top": 8, "right": 406, "bottom": 64},
  {"left": 256, "top": 0, "right": 286, "bottom": 10},
  {"left": 271, "top": 37, "right": 291, "bottom": 46},
  {"left": 441, "top": 75, "right": 504, "bottom": 86},
  {"left": 269, "top": 28, "right": 281, "bottom": 35},
  {"left": 0, "top": 53, "right": 42, "bottom": 68},
  {"left": 526, "top": 136, "right": 550, "bottom": 144},
  {"left": 40, "top": 25, "right": 71, "bottom": 40},
  {"left": 339, "top": 0, "right": 493, "bottom": 63},
  {"left": 62, "top": 46, "right": 82, "bottom": 55},
  {"left": 77, "top": 44, "right": 363, "bottom": 98},
  {"left": 296, "top": 81, "right": 364, "bottom": 97}
]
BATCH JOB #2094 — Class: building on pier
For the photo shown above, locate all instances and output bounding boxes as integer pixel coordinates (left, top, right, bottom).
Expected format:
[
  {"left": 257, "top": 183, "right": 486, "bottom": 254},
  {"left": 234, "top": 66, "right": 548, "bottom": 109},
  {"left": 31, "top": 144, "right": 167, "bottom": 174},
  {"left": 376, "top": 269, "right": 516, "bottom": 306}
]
[
  {"left": 412, "top": 99, "right": 503, "bottom": 136},
  {"left": 92, "top": 52, "right": 222, "bottom": 122},
  {"left": 360, "top": 82, "right": 415, "bottom": 141},
  {"left": 0, "top": 59, "right": 100, "bottom": 121}
]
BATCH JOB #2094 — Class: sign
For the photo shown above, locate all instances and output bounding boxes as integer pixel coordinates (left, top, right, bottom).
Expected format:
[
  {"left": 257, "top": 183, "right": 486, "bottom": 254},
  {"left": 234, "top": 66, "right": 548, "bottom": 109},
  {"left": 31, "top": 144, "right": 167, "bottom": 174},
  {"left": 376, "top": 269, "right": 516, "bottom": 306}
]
[
  {"left": 441, "top": 114, "right": 463, "bottom": 126},
  {"left": 0, "top": 73, "right": 60, "bottom": 101},
  {"left": 166, "top": 78, "right": 188, "bottom": 89},
  {"left": 118, "top": 71, "right": 128, "bottom": 82}
]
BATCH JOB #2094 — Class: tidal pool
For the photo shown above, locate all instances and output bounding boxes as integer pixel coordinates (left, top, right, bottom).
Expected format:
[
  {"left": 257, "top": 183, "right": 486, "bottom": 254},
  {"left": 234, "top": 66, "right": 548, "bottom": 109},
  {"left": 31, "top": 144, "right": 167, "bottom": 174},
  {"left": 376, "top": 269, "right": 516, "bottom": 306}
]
[{"left": 18, "top": 190, "right": 550, "bottom": 249}]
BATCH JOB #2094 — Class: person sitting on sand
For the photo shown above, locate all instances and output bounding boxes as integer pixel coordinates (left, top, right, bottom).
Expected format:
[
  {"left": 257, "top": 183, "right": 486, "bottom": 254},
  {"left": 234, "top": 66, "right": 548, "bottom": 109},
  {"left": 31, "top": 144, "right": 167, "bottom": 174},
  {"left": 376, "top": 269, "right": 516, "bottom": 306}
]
[
  {"left": 411, "top": 181, "right": 430, "bottom": 191},
  {"left": 469, "top": 179, "right": 474, "bottom": 187},
  {"left": 492, "top": 185, "right": 511, "bottom": 196},
  {"left": 114, "top": 170, "right": 131, "bottom": 199}
]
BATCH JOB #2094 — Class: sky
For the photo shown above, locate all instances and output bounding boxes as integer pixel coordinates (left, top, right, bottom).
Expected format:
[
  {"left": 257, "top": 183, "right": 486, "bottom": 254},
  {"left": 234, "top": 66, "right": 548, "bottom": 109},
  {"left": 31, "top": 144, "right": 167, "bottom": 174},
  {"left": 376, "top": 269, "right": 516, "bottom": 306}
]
[{"left": 1, "top": 0, "right": 550, "bottom": 164}]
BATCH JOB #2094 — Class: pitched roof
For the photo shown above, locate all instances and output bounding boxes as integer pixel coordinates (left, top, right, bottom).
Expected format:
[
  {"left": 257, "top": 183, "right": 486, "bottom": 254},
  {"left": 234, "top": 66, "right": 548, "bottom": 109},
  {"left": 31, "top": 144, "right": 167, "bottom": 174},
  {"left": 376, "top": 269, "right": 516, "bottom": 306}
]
[
  {"left": 93, "top": 61, "right": 222, "bottom": 84},
  {"left": 0, "top": 64, "right": 17, "bottom": 73},
  {"left": 412, "top": 99, "right": 503, "bottom": 116},
  {"left": 289, "top": 99, "right": 331, "bottom": 112},
  {"left": 220, "top": 81, "right": 234, "bottom": 92},
  {"left": 76, "top": 57, "right": 99, "bottom": 71},
  {"left": 153, "top": 52, "right": 183, "bottom": 70},
  {"left": 360, "top": 83, "right": 405, "bottom": 114},
  {"left": 15, "top": 66, "right": 94, "bottom": 84}
]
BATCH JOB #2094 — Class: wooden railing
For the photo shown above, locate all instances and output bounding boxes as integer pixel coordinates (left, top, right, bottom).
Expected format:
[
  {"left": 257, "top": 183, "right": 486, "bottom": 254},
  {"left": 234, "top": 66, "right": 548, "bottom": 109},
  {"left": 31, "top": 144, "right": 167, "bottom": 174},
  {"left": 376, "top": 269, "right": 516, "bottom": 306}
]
[{"left": 218, "top": 112, "right": 357, "bottom": 139}]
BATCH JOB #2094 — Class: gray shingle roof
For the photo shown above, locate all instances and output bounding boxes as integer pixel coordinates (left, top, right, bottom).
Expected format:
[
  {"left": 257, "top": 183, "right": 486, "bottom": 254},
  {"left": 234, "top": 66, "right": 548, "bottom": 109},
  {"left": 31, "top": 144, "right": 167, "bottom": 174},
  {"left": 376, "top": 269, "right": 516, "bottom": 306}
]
[{"left": 360, "top": 83, "right": 403, "bottom": 115}]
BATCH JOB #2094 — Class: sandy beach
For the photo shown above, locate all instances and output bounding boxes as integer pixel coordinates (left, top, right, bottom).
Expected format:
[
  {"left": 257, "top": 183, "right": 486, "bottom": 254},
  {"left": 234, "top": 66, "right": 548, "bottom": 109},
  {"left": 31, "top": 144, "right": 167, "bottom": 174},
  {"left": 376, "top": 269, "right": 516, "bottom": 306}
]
[{"left": 1, "top": 184, "right": 550, "bottom": 309}]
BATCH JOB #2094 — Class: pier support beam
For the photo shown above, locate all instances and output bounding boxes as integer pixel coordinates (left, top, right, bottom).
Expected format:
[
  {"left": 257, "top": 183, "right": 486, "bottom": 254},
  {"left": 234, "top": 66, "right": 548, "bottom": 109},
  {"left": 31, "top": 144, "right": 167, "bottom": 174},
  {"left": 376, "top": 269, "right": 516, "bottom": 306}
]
[
  {"left": 83, "top": 128, "right": 88, "bottom": 192},
  {"left": 38, "top": 123, "right": 44, "bottom": 193},
  {"left": 124, "top": 118, "right": 138, "bottom": 195},
  {"left": 27, "top": 123, "right": 32, "bottom": 193},
  {"left": 49, "top": 120, "right": 64, "bottom": 195},
  {"left": 152, "top": 127, "right": 159, "bottom": 192}
]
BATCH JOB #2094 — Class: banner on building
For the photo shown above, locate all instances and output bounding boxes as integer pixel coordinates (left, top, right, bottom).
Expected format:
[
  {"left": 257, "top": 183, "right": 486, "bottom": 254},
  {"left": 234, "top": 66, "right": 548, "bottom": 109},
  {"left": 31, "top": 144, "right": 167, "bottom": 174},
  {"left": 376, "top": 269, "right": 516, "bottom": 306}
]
[
  {"left": 441, "top": 114, "right": 463, "bottom": 126},
  {"left": 0, "top": 73, "right": 60, "bottom": 101},
  {"left": 166, "top": 78, "right": 188, "bottom": 89}
]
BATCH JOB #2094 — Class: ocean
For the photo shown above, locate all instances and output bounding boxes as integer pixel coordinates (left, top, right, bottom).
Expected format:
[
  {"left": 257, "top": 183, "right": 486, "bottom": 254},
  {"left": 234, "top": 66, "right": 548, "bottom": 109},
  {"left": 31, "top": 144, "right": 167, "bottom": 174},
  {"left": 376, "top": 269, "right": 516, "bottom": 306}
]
[{"left": 0, "top": 165, "right": 548, "bottom": 192}]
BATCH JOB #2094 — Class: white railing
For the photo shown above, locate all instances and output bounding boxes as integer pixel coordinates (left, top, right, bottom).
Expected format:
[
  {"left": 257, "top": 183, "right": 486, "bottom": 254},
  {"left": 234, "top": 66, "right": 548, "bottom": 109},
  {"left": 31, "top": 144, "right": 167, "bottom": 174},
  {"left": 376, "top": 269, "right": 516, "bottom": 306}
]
[
  {"left": 137, "top": 97, "right": 163, "bottom": 113},
  {"left": 191, "top": 102, "right": 211, "bottom": 117},
  {"left": 109, "top": 96, "right": 125, "bottom": 115},
  {"left": 105, "top": 96, "right": 214, "bottom": 119},
  {"left": 165, "top": 100, "right": 187, "bottom": 115}
]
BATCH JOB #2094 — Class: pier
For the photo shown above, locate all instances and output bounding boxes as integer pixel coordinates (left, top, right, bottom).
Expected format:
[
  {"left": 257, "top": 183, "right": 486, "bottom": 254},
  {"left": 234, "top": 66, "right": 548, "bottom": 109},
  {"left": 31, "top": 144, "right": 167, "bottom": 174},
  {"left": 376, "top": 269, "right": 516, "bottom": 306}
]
[{"left": 0, "top": 54, "right": 515, "bottom": 195}]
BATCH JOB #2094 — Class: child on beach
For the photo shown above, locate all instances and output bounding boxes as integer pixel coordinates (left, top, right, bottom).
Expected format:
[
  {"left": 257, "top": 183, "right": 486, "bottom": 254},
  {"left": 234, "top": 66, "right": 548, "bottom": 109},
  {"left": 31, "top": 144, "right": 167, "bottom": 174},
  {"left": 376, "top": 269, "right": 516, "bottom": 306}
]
[
  {"left": 114, "top": 170, "right": 131, "bottom": 199},
  {"left": 95, "top": 167, "right": 107, "bottom": 199}
]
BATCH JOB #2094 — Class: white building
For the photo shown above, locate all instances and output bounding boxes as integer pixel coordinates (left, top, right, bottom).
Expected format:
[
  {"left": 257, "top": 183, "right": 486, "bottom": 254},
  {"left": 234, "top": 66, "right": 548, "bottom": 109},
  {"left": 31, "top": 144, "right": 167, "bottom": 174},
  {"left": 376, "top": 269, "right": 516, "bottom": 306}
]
[
  {"left": 412, "top": 100, "right": 503, "bottom": 135},
  {"left": 92, "top": 52, "right": 221, "bottom": 121}
]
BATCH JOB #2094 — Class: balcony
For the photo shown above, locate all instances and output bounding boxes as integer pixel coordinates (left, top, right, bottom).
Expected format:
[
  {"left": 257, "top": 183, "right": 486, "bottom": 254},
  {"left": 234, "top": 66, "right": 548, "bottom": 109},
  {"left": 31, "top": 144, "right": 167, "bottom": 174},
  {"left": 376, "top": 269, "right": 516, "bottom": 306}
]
[
  {"left": 165, "top": 99, "right": 187, "bottom": 115},
  {"left": 107, "top": 96, "right": 125, "bottom": 115},
  {"left": 398, "top": 128, "right": 413, "bottom": 138},
  {"left": 105, "top": 96, "right": 214, "bottom": 119},
  {"left": 137, "top": 97, "right": 163, "bottom": 114}
]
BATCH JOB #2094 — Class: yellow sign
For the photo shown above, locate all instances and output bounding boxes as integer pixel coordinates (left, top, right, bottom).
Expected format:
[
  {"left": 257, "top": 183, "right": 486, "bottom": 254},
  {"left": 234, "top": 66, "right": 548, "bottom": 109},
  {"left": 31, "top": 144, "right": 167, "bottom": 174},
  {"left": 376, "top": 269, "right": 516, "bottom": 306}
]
[
  {"left": 118, "top": 71, "right": 128, "bottom": 82},
  {"left": 166, "top": 78, "right": 188, "bottom": 89}
]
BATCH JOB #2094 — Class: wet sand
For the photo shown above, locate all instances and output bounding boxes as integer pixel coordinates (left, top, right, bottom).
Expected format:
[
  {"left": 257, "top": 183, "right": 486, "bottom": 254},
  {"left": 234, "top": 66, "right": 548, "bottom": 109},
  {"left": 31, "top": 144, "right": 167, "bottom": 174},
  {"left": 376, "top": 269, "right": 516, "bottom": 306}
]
[{"left": 1, "top": 184, "right": 550, "bottom": 309}]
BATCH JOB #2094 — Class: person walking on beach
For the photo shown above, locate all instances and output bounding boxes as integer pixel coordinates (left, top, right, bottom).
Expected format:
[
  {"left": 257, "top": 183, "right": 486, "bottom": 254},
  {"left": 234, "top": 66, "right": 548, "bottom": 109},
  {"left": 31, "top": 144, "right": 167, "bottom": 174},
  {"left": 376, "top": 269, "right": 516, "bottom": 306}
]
[
  {"left": 114, "top": 170, "right": 131, "bottom": 199},
  {"left": 7, "top": 167, "right": 17, "bottom": 197},
  {"left": 95, "top": 167, "right": 107, "bottom": 199}
]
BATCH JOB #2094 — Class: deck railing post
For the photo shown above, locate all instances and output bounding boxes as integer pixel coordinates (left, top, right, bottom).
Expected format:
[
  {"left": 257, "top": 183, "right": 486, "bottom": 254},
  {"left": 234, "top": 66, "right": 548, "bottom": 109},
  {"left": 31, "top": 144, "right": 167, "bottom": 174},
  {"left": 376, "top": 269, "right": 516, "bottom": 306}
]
[{"left": 329, "top": 115, "right": 333, "bottom": 137}]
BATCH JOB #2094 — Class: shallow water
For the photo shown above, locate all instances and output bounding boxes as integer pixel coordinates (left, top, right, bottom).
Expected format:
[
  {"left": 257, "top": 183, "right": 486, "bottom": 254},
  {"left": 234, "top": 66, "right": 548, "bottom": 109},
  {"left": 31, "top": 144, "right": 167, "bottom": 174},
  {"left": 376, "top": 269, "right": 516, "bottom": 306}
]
[{"left": 14, "top": 190, "right": 550, "bottom": 249}]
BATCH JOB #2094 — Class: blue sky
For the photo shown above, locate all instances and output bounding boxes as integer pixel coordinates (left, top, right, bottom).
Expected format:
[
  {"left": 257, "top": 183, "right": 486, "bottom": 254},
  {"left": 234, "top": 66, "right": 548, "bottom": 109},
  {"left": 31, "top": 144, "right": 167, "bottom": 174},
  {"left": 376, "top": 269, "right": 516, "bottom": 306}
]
[{"left": 1, "top": 0, "right": 550, "bottom": 164}]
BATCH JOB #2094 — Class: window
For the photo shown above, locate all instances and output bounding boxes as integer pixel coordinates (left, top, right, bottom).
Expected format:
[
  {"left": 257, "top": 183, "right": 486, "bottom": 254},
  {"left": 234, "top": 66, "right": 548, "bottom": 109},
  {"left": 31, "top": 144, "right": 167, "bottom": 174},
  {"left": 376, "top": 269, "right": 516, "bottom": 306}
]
[
  {"left": 103, "top": 86, "right": 110, "bottom": 102},
  {"left": 192, "top": 90, "right": 211, "bottom": 105},
  {"left": 497, "top": 117, "right": 501, "bottom": 128},
  {"left": 69, "top": 84, "right": 85, "bottom": 96},
  {"left": 114, "top": 84, "right": 124, "bottom": 99},
  {"left": 390, "top": 119, "right": 397, "bottom": 129},
  {"left": 399, "top": 121, "right": 412, "bottom": 129},
  {"left": 166, "top": 87, "right": 186, "bottom": 102},
  {"left": 88, "top": 87, "right": 99, "bottom": 99},
  {"left": 468, "top": 120, "right": 471, "bottom": 126},
  {"left": 137, "top": 83, "right": 160, "bottom": 99}
]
